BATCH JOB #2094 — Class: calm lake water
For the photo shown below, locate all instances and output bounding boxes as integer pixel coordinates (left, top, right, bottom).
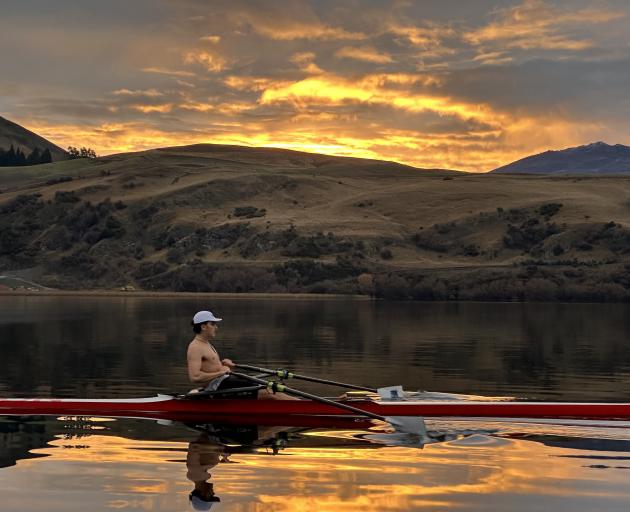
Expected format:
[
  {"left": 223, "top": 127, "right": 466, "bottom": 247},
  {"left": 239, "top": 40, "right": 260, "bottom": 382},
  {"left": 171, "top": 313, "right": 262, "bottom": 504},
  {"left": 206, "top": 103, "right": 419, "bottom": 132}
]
[{"left": 2, "top": 295, "right": 630, "bottom": 511}]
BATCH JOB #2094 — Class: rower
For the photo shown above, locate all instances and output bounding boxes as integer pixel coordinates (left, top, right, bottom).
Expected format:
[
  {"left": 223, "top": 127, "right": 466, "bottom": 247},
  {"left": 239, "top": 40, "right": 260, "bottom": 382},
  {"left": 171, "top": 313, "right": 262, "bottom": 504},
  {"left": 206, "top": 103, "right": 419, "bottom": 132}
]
[{"left": 186, "top": 310, "right": 298, "bottom": 400}]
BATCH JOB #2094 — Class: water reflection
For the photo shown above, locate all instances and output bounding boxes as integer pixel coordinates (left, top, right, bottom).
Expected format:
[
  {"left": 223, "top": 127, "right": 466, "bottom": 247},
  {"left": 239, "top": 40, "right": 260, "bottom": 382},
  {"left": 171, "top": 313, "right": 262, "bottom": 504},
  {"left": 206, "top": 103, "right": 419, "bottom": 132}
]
[
  {"left": 2, "top": 415, "right": 630, "bottom": 511},
  {"left": 187, "top": 433, "right": 223, "bottom": 509},
  {"left": 2, "top": 297, "right": 630, "bottom": 401},
  {"left": 3, "top": 296, "right": 630, "bottom": 510}
]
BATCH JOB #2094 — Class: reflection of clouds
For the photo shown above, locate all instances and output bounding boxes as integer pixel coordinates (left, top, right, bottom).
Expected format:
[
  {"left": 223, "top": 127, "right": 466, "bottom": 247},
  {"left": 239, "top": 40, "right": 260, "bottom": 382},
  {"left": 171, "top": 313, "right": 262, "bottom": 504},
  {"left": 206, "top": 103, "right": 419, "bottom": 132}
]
[{"left": 2, "top": 428, "right": 630, "bottom": 511}]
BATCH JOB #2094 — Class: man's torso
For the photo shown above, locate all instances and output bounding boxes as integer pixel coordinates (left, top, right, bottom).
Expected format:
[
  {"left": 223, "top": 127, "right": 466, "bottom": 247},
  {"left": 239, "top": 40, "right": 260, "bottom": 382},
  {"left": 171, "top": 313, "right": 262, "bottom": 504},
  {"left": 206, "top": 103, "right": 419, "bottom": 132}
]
[{"left": 188, "top": 338, "right": 222, "bottom": 375}]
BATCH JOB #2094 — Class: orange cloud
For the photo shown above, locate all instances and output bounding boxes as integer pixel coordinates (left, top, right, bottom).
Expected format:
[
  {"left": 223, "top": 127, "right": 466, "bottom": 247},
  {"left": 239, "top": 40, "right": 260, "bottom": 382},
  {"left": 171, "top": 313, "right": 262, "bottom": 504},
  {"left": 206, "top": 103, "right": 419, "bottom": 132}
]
[
  {"left": 184, "top": 50, "right": 227, "bottom": 72},
  {"left": 199, "top": 35, "right": 221, "bottom": 43},
  {"left": 335, "top": 46, "right": 394, "bottom": 64},
  {"left": 112, "top": 88, "right": 163, "bottom": 97},
  {"left": 20, "top": 100, "right": 610, "bottom": 173},
  {"left": 388, "top": 24, "right": 455, "bottom": 48},
  {"left": 141, "top": 67, "right": 197, "bottom": 78},
  {"left": 224, "top": 75, "right": 287, "bottom": 92},
  {"left": 465, "top": 0, "right": 623, "bottom": 50},
  {"left": 472, "top": 52, "right": 513, "bottom": 66},
  {"left": 130, "top": 103, "right": 173, "bottom": 113},
  {"left": 259, "top": 74, "right": 495, "bottom": 123},
  {"left": 242, "top": 16, "right": 365, "bottom": 41},
  {"left": 291, "top": 52, "right": 324, "bottom": 74}
]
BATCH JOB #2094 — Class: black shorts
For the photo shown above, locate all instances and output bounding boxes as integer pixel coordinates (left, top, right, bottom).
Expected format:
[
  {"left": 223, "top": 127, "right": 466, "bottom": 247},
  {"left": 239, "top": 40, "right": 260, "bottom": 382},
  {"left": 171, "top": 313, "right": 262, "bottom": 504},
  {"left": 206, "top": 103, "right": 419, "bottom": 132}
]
[{"left": 215, "top": 374, "right": 259, "bottom": 399}]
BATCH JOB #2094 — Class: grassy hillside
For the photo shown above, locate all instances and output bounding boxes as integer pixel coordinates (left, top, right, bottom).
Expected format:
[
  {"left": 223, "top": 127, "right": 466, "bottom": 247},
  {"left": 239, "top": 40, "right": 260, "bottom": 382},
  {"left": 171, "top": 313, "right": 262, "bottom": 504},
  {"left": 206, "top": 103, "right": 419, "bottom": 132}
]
[{"left": 1, "top": 144, "right": 630, "bottom": 301}]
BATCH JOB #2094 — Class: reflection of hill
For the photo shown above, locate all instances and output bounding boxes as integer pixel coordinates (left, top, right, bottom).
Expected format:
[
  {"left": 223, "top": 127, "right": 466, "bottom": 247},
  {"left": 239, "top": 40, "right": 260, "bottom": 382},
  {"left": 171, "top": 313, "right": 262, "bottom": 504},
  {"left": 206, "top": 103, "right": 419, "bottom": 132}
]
[
  {"left": 1, "top": 297, "right": 630, "bottom": 402},
  {"left": 0, "top": 418, "right": 52, "bottom": 468},
  {"left": 510, "top": 434, "right": 630, "bottom": 454}
]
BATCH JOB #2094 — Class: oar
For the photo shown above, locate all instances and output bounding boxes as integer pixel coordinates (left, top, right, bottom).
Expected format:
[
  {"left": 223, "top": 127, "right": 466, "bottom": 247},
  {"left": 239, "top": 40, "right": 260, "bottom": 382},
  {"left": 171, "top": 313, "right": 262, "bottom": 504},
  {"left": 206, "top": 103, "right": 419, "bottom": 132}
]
[
  {"left": 231, "top": 371, "right": 427, "bottom": 437},
  {"left": 235, "top": 363, "right": 378, "bottom": 393}
]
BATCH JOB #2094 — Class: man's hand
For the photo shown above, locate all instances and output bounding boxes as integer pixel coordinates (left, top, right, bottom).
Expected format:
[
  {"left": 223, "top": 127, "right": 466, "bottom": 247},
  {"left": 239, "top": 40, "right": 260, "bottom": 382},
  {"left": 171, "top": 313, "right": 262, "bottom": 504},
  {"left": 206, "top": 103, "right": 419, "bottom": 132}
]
[
  {"left": 221, "top": 365, "right": 232, "bottom": 376},
  {"left": 221, "top": 358, "right": 235, "bottom": 369}
]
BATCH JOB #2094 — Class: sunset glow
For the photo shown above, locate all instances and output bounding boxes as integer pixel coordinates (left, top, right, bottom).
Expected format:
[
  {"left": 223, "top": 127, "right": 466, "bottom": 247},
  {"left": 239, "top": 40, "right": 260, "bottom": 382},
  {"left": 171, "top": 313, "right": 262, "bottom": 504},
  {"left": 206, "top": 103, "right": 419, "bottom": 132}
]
[
  {"left": 1, "top": 0, "right": 629, "bottom": 171},
  {"left": 2, "top": 432, "right": 628, "bottom": 512}
]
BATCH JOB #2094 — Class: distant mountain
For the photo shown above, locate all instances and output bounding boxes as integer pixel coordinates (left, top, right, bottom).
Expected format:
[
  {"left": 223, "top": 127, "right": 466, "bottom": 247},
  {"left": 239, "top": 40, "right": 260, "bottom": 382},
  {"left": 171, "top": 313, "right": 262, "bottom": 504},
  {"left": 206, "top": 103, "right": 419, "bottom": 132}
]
[
  {"left": 491, "top": 142, "right": 630, "bottom": 174},
  {"left": 0, "top": 115, "right": 68, "bottom": 162}
]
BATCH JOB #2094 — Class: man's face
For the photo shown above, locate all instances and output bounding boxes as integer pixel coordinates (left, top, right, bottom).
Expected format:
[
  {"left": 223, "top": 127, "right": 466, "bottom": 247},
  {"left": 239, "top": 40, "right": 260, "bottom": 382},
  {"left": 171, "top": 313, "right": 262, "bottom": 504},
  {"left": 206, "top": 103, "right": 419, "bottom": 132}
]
[{"left": 202, "top": 322, "right": 218, "bottom": 339}]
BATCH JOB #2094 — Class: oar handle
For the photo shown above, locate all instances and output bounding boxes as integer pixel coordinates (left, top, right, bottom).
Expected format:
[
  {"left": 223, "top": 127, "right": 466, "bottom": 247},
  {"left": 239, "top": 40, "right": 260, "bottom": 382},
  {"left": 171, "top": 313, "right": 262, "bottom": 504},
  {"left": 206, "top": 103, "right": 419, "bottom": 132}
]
[
  {"left": 234, "top": 364, "right": 377, "bottom": 393},
  {"left": 231, "top": 372, "right": 387, "bottom": 422}
]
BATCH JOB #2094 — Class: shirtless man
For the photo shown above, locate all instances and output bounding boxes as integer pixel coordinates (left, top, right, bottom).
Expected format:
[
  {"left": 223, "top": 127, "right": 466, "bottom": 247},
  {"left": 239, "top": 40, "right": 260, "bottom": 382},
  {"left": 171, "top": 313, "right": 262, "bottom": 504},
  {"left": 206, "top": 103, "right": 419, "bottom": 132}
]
[{"left": 187, "top": 310, "right": 297, "bottom": 400}]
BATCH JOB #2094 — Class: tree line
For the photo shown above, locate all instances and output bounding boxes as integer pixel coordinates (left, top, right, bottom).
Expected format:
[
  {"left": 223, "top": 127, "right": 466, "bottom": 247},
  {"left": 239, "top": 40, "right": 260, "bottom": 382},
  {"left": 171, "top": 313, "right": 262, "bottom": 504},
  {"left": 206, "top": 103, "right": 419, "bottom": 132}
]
[
  {"left": 0, "top": 145, "right": 52, "bottom": 166},
  {"left": 0, "top": 144, "right": 98, "bottom": 167}
]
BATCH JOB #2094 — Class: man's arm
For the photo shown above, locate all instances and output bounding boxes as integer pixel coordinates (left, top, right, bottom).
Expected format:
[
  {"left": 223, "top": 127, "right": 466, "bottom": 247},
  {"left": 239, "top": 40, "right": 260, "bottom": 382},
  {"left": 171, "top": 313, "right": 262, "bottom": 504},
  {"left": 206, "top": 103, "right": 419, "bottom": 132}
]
[{"left": 187, "top": 345, "right": 230, "bottom": 384}]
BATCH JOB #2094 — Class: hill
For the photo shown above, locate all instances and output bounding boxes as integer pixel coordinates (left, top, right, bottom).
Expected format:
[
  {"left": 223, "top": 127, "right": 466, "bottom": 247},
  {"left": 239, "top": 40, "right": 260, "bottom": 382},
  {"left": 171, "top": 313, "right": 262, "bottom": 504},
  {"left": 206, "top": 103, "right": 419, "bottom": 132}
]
[
  {"left": 0, "top": 115, "right": 68, "bottom": 162},
  {"left": 2, "top": 143, "right": 630, "bottom": 301},
  {"left": 491, "top": 142, "right": 630, "bottom": 174}
]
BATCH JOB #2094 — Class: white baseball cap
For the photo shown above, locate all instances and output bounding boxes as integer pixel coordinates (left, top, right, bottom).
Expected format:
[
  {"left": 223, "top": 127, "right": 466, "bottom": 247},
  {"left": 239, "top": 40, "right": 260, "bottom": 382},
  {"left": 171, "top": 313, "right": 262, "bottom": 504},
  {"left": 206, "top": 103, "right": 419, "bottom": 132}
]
[
  {"left": 189, "top": 493, "right": 219, "bottom": 510},
  {"left": 192, "top": 311, "right": 223, "bottom": 324}
]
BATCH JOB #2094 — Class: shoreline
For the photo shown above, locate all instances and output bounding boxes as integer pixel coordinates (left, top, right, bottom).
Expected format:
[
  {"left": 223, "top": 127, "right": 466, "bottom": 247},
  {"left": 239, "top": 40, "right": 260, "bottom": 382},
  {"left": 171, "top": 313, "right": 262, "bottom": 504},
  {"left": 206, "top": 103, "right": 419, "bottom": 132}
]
[{"left": 0, "top": 289, "right": 371, "bottom": 300}]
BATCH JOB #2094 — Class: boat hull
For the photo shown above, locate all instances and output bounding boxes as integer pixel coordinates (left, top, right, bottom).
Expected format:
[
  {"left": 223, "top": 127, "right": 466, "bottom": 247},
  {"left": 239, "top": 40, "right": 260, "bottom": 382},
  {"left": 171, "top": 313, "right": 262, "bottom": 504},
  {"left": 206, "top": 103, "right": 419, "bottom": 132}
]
[{"left": 2, "top": 396, "right": 630, "bottom": 422}]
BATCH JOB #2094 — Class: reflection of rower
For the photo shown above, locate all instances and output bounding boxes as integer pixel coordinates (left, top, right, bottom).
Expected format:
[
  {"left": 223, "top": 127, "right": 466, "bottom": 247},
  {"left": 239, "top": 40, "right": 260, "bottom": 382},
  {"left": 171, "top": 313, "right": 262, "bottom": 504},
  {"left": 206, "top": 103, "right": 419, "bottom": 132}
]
[
  {"left": 186, "top": 432, "right": 223, "bottom": 510},
  {"left": 185, "top": 426, "right": 297, "bottom": 510}
]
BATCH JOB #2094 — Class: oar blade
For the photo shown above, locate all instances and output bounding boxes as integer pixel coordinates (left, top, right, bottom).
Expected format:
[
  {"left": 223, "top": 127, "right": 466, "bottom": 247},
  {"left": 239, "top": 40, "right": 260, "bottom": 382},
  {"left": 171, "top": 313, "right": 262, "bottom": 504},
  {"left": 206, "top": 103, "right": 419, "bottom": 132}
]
[{"left": 385, "top": 416, "right": 428, "bottom": 438}]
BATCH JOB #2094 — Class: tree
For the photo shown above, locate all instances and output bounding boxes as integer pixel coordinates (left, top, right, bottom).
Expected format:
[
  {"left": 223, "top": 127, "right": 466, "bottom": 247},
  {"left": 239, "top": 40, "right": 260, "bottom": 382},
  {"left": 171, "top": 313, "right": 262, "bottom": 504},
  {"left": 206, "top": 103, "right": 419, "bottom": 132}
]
[
  {"left": 0, "top": 145, "right": 53, "bottom": 167},
  {"left": 67, "top": 146, "right": 97, "bottom": 159},
  {"left": 15, "top": 147, "right": 26, "bottom": 166},
  {"left": 6, "top": 145, "right": 16, "bottom": 166},
  {"left": 26, "top": 147, "right": 41, "bottom": 165},
  {"left": 40, "top": 148, "right": 52, "bottom": 164}
]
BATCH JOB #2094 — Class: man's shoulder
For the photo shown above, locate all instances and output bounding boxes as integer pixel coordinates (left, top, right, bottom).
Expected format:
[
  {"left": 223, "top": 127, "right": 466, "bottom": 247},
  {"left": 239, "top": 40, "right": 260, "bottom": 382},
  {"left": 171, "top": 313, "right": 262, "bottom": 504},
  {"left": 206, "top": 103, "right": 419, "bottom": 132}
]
[{"left": 187, "top": 338, "right": 202, "bottom": 353}]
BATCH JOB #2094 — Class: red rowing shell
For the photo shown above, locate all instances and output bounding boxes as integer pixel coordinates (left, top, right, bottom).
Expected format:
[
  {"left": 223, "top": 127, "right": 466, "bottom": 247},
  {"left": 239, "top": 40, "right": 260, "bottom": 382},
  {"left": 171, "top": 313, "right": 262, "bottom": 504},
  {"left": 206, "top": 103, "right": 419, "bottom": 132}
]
[{"left": 1, "top": 396, "right": 630, "bottom": 421}]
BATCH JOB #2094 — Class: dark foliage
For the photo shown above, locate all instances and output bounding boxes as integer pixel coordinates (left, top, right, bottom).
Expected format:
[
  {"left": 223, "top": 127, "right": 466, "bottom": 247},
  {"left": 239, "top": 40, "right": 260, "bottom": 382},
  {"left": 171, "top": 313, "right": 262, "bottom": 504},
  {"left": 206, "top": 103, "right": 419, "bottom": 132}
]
[
  {"left": 0, "top": 145, "right": 52, "bottom": 166},
  {"left": 239, "top": 226, "right": 298, "bottom": 258},
  {"left": 503, "top": 218, "right": 559, "bottom": 252},
  {"left": 67, "top": 146, "right": 97, "bottom": 159},
  {"left": 45, "top": 176, "right": 73, "bottom": 186},
  {"left": 537, "top": 203, "right": 563, "bottom": 219},
  {"left": 54, "top": 191, "right": 80, "bottom": 203},
  {"left": 273, "top": 256, "right": 365, "bottom": 287},
  {"left": 233, "top": 205, "right": 266, "bottom": 218},
  {"left": 133, "top": 261, "right": 169, "bottom": 281},
  {"left": 280, "top": 231, "right": 354, "bottom": 258}
]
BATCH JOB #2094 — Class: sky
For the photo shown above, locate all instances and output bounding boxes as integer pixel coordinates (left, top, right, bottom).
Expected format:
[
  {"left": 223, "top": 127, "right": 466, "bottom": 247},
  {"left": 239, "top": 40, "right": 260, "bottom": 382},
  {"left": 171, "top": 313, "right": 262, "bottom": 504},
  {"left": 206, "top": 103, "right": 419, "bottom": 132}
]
[{"left": 1, "top": 0, "right": 629, "bottom": 172}]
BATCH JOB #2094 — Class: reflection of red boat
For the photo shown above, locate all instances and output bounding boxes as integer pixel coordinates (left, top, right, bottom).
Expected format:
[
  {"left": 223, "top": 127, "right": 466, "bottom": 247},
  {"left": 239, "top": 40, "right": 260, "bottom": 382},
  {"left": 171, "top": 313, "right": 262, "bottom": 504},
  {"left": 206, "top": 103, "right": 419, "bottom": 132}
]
[{"left": 2, "top": 395, "right": 630, "bottom": 423}]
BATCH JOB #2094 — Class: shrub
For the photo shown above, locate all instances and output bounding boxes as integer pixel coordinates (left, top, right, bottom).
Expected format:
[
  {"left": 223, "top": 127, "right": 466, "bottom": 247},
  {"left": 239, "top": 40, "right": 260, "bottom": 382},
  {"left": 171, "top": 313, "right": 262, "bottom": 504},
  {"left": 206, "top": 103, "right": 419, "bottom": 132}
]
[
  {"left": 281, "top": 232, "right": 353, "bottom": 258},
  {"left": 134, "top": 261, "right": 169, "bottom": 280},
  {"left": 412, "top": 232, "right": 449, "bottom": 252},
  {"left": 460, "top": 244, "right": 480, "bottom": 257},
  {"left": 0, "top": 194, "right": 42, "bottom": 214},
  {"left": 54, "top": 191, "right": 80, "bottom": 203},
  {"left": 537, "top": 203, "right": 563, "bottom": 219},
  {"left": 233, "top": 206, "right": 266, "bottom": 218},
  {"left": 503, "top": 219, "right": 559, "bottom": 252},
  {"left": 45, "top": 176, "right": 73, "bottom": 185}
]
